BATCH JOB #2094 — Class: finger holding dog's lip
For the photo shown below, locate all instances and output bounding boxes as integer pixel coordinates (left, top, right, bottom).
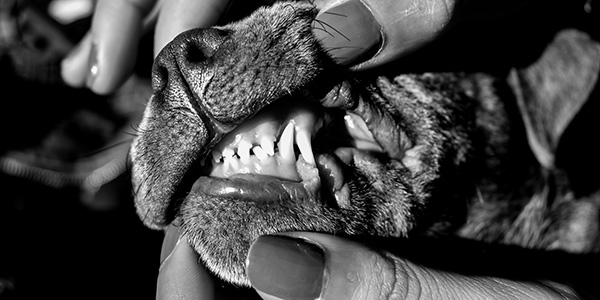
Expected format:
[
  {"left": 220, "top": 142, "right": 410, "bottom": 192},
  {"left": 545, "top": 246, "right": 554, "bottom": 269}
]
[
  {"left": 157, "top": 224, "right": 217, "bottom": 300},
  {"left": 312, "top": 0, "right": 460, "bottom": 70},
  {"left": 248, "top": 233, "right": 578, "bottom": 300}
]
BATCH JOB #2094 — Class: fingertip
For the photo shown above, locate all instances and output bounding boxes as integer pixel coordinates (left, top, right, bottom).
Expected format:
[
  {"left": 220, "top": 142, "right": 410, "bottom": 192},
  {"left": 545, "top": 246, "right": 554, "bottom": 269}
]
[
  {"left": 156, "top": 234, "right": 215, "bottom": 300},
  {"left": 61, "top": 33, "right": 92, "bottom": 88},
  {"left": 153, "top": 0, "right": 231, "bottom": 56},
  {"left": 313, "top": 0, "right": 382, "bottom": 66},
  {"left": 319, "top": 0, "right": 456, "bottom": 71},
  {"left": 83, "top": 0, "right": 153, "bottom": 95},
  {"left": 159, "top": 223, "right": 183, "bottom": 268},
  {"left": 247, "top": 235, "right": 325, "bottom": 300},
  {"left": 248, "top": 232, "right": 401, "bottom": 300},
  {"left": 85, "top": 28, "right": 140, "bottom": 95}
]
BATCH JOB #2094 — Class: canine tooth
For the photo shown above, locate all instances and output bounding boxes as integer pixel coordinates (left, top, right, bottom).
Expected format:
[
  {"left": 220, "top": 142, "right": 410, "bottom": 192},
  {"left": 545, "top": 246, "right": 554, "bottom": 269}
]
[
  {"left": 212, "top": 150, "right": 222, "bottom": 163},
  {"left": 278, "top": 122, "right": 295, "bottom": 162},
  {"left": 253, "top": 146, "right": 269, "bottom": 161},
  {"left": 238, "top": 140, "right": 252, "bottom": 162},
  {"left": 260, "top": 134, "right": 276, "bottom": 156},
  {"left": 295, "top": 129, "right": 315, "bottom": 165}
]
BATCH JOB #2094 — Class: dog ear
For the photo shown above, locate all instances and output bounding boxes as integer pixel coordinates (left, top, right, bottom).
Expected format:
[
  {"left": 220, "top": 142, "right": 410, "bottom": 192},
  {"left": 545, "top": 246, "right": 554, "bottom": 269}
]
[{"left": 508, "top": 28, "right": 600, "bottom": 170}]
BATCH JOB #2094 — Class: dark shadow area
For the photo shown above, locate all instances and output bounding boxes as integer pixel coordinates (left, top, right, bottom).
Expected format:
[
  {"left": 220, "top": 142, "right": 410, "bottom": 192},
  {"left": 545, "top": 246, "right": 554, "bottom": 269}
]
[
  {"left": 0, "top": 1, "right": 163, "bottom": 298},
  {"left": 0, "top": 173, "right": 164, "bottom": 300}
]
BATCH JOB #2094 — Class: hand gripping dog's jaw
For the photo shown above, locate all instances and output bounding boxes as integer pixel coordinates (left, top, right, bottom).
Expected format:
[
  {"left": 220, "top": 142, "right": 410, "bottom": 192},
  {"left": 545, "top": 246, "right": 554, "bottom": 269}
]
[{"left": 130, "top": 1, "right": 479, "bottom": 286}]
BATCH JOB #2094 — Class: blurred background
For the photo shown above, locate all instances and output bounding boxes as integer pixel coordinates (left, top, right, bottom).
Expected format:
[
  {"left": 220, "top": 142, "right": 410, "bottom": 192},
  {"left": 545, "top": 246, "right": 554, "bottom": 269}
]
[{"left": 0, "top": 0, "right": 164, "bottom": 298}]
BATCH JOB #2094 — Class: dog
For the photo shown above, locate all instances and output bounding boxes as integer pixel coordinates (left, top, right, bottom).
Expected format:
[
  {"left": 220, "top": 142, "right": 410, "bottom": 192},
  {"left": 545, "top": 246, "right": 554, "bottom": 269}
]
[{"left": 129, "top": 0, "right": 600, "bottom": 295}]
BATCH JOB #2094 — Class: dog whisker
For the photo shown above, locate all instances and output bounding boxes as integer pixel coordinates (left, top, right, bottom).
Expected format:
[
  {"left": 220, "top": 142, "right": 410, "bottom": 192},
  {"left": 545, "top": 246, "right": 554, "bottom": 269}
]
[
  {"left": 312, "top": 19, "right": 350, "bottom": 41},
  {"left": 79, "top": 139, "right": 134, "bottom": 158},
  {"left": 321, "top": 11, "right": 348, "bottom": 18}
]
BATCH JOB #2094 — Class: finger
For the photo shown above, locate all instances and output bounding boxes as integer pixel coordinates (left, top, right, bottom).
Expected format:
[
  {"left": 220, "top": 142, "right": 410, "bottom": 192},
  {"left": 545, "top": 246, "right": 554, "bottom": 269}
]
[
  {"left": 247, "top": 232, "right": 577, "bottom": 300},
  {"left": 153, "top": 0, "right": 232, "bottom": 56},
  {"left": 157, "top": 224, "right": 216, "bottom": 300},
  {"left": 61, "top": 0, "right": 156, "bottom": 95},
  {"left": 61, "top": 31, "right": 92, "bottom": 88},
  {"left": 312, "top": 0, "right": 458, "bottom": 70}
]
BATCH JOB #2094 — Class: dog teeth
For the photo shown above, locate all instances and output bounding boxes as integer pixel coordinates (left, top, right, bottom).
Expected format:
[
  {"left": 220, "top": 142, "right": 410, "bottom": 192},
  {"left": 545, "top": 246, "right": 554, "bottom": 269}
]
[
  {"left": 260, "top": 134, "right": 276, "bottom": 156},
  {"left": 238, "top": 140, "right": 252, "bottom": 162},
  {"left": 278, "top": 122, "right": 295, "bottom": 163},
  {"left": 223, "top": 148, "right": 235, "bottom": 158},
  {"left": 295, "top": 128, "right": 314, "bottom": 165},
  {"left": 253, "top": 146, "right": 269, "bottom": 161},
  {"left": 212, "top": 150, "right": 222, "bottom": 163},
  {"left": 209, "top": 104, "right": 320, "bottom": 168}
]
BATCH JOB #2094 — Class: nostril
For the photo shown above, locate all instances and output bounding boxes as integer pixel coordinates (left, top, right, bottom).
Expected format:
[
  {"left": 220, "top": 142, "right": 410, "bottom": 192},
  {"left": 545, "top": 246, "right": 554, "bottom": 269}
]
[
  {"left": 150, "top": 28, "right": 230, "bottom": 93},
  {"left": 183, "top": 42, "right": 209, "bottom": 64},
  {"left": 177, "top": 28, "right": 230, "bottom": 65}
]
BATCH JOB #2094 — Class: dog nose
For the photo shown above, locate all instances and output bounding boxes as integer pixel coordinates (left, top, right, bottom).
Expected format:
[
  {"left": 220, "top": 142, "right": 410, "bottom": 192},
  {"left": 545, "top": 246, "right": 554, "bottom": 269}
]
[{"left": 151, "top": 28, "right": 230, "bottom": 93}]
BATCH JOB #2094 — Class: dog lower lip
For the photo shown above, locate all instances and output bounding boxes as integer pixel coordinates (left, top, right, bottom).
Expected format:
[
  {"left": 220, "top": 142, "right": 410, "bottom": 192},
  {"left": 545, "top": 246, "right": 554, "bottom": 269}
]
[{"left": 191, "top": 174, "right": 309, "bottom": 202}]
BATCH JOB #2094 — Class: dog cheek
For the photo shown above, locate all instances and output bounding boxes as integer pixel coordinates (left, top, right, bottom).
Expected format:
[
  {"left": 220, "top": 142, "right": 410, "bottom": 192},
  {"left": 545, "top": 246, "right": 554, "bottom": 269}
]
[
  {"left": 131, "top": 103, "right": 210, "bottom": 229},
  {"left": 348, "top": 152, "right": 421, "bottom": 237}
]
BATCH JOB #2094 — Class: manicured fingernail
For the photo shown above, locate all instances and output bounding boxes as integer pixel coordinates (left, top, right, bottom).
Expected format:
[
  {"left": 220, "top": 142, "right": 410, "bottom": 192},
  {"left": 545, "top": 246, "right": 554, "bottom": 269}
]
[
  {"left": 247, "top": 235, "right": 325, "bottom": 300},
  {"left": 86, "top": 42, "right": 99, "bottom": 89},
  {"left": 313, "top": 0, "right": 382, "bottom": 66}
]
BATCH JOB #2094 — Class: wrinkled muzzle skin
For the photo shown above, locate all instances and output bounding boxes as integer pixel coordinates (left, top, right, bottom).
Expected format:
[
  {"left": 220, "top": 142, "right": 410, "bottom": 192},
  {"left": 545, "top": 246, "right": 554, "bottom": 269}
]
[{"left": 130, "top": 2, "right": 498, "bottom": 286}]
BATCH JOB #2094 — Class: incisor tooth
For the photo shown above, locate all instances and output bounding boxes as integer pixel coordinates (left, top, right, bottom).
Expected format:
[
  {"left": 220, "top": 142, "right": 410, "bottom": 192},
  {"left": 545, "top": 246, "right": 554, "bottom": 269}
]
[
  {"left": 278, "top": 122, "right": 295, "bottom": 162},
  {"left": 295, "top": 129, "right": 315, "bottom": 165},
  {"left": 253, "top": 146, "right": 269, "bottom": 161},
  {"left": 260, "top": 134, "right": 276, "bottom": 156},
  {"left": 238, "top": 140, "right": 252, "bottom": 162},
  {"left": 223, "top": 148, "right": 235, "bottom": 158}
]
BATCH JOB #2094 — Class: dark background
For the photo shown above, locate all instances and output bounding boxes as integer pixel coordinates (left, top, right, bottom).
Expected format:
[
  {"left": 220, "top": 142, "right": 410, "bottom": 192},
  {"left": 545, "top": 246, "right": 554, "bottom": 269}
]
[{"left": 1, "top": 0, "right": 163, "bottom": 298}]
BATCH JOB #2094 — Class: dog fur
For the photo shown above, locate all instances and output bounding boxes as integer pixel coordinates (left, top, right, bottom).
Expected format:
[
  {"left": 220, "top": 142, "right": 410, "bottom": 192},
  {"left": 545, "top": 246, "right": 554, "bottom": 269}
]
[{"left": 129, "top": 0, "right": 600, "bottom": 294}]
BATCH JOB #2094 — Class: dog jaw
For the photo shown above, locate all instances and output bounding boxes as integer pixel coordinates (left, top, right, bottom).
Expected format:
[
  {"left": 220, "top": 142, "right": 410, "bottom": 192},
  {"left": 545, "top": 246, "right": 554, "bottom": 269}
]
[{"left": 130, "top": 1, "right": 481, "bottom": 287}]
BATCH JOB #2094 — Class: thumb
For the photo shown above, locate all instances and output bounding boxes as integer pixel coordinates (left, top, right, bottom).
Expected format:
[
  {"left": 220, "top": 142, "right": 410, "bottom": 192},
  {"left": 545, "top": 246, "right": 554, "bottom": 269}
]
[
  {"left": 312, "top": 0, "right": 458, "bottom": 70},
  {"left": 157, "top": 223, "right": 216, "bottom": 300},
  {"left": 247, "top": 232, "right": 576, "bottom": 300},
  {"left": 246, "top": 232, "right": 421, "bottom": 300}
]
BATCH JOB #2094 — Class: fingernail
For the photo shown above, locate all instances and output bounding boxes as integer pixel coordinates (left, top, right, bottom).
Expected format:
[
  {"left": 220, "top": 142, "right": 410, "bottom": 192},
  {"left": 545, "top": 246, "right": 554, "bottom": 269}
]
[
  {"left": 247, "top": 235, "right": 325, "bottom": 300},
  {"left": 159, "top": 222, "right": 183, "bottom": 267},
  {"left": 86, "top": 42, "right": 99, "bottom": 89},
  {"left": 313, "top": 0, "right": 382, "bottom": 66}
]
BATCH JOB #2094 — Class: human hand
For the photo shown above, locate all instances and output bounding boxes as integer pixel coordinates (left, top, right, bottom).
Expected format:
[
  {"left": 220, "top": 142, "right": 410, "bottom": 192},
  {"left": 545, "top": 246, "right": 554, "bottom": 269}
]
[
  {"left": 157, "top": 228, "right": 578, "bottom": 300},
  {"left": 60, "top": 0, "right": 232, "bottom": 95},
  {"left": 311, "top": 0, "right": 530, "bottom": 70},
  {"left": 61, "top": 0, "right": 522, "bottom": 95},
  {"left": 246, "top": 232, "right": 580, "bottom": 300}
]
